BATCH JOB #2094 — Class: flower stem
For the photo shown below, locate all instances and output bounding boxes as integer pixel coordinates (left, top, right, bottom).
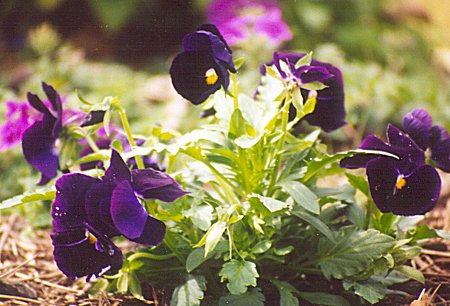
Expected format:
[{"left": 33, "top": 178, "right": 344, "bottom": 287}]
[
  {"left": 127, "top": 252, "right": 176, "bottom": 262},
  {"left": 85, "top": 134, "right": 100, "bottom": 153},
  {"left": 114, "top": 98, "right": 145, "bottom": 169},
  {"left": 231, "top": 73, "right": 239, "bottom": 110},
  {"left": 267, "top": 94, "right": 292, "bottom": 196}
]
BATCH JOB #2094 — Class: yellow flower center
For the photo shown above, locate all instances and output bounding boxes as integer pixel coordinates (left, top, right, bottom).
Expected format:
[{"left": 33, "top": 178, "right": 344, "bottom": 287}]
[
  {"left": 205, "top": 68, "right": 219, "bottom": 85},
  {"left": 87, "top": 232, "right": 97, "bottom": 244},
  {"left": 396, "top": 175, "right": 406, "bottom": 190}
]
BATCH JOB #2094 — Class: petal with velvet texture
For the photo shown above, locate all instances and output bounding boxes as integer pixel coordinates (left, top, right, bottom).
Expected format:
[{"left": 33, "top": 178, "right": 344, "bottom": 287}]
[{"left": 402, "top": 108, "right": 432, "bottom": 150}]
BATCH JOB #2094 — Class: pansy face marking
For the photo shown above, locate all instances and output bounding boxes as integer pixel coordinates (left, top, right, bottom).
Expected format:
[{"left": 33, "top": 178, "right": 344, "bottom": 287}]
[
  {"left": 395, "top": 175, "right": 406, "bottom": 191},
  {"left": 205, "top": 68, "right": 219, "bottom": 85}
]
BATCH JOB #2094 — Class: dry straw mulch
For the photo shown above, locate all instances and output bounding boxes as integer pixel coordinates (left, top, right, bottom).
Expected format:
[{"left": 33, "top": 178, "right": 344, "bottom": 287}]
[{"left": 1, "top": 200, "right": 450, "bottom": 305}]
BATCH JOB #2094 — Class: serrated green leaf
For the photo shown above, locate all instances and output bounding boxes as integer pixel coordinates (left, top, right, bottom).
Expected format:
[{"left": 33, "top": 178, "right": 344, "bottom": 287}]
[
  {"left": 0, "top": 186, "right": 56, "bottom": 210},
  {"left": 251, "top": 194, "right": 288, "bottom": 213},
  {"left": 170, "top": 275, "right": 206, "bottom": 306},
  {"left": 343, "top": 279, "right": 386, "bottom": 304},
  {"left": 318, "top": 227, "right": 395, "bottom": 279},
  {"left": 278, "top": 181, "right": 319, "bottom": 214},
  {"left": 218, "top": 288, "right": 265, "bottom": 306},
  {"left": 299, "top": 291, "right": 350, "bottom": 306},
  {"left": 219, "top": 260, "right": 259, "bottom": 295},
  {"left": 291, "top": 208, "right": 335, "bottom": 242},
  {"left": 272, "top": 280, "right": 300, "bottom": 306},
  {"left": 184, "top": 204, "right": 214, "bottom": 231},
  {"left": 395, "top": 265, "right": 424, "bottom": 284}
]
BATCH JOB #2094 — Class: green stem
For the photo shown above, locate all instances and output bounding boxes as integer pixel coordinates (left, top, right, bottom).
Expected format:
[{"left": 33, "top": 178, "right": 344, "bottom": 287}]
[
  {"left": 115, "top": 98, "right": 145, "bottom": 169},
  {"left": 266, "top": 95, "right": 292, "bottom": 196},
  {"left": 128, "top": 252, "right": 176, "bottom": 262},
  {"left": 183, "top": 150, "right": 243, "bottom": 202},
  {"left": 85, "top": 134, "right": 100, "bottom": 153},
  {"left": 231, "top": 73, "right": 239, "bottom": 109}
]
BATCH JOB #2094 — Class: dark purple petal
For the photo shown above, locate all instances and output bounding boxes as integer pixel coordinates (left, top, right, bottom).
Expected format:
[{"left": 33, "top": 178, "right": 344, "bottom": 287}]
[
  {"left": 131, "top": 168, "right": 189, "bottom": 202},
  {"left": 128, "top": 216, "right": 166, "bottom": 246},
  {"left": 170, "top": 51, "right": 225, "bottom": 105},
  {"left": 272, "top": 52, "right": 287, "bottom": 79},
  {"left": 302, "top": 59, "right": 346, "bottom": 132},
  {"left": 430, "top": 125, "right": 450, "bottom": 172},
  {"left": 27, "top": 92, "right": 52, "bottom": 115},
  {"left": 295, "top": 65, "right": 333, "bottom": 84},
  {"left": 80, "top": 110, "right": 106, "bottom": 127},
  {"left": 182, "top": 30, "right": 235, "bottom": 73},
  {"left": 22, "top": 116, "right": 59, "bottom": 185},
  {"left": 41, "top": 82, "right": 63, "bottom": 137},
  {"left": 85, "top": 181, "right": 120, "bottom": 237},
  {"left": 110, "top": 180, "right": 165, "bottom": 245},
  {"left": 386, "top": 124, "right": 425, "bottom": 170},
  {"left": 52, "top": 173, "right": 100, "bottom": 231},
  {"left": 197, "top": 24, "right": 232, "bottom": 54},
  {"left": 127, "top": 155, "right": 163, "bottom": 171},
  {"left": 110, "top": 180, "right": 148, "bottom": 239},
  {"left": 104, "top": 149, "right": 131, "bottom": 183},
  {"left": 367, "top": 158, "right": 440, "bottom": 215},
  {"left": 52, "top": 228, "right": 123, "bottom": 280},
  {"left": 402, "top": 108, "right": 432, "bottom": 150}
]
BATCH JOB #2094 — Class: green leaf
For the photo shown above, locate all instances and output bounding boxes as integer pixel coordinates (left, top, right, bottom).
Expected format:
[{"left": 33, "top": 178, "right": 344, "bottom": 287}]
[
  {"left": 193, "top": 221, "right": 227, "bottom": 257},
  {"left": 345, "top": 173, "right": 370, "bottom": 197},
  {"left": 272, "top": 280, "right": 300, "bottom": 306},
  {"left": 299, "top": 291, "right": 350, "bottom": 306},
  {"left": 0, "top": 186, "right": 56, "bottom": 210},
  {"left": 186, "top": 248, "right": 210, "bottom": 273},
  {"left": 170, "top": 275, "right": 207, "bottom": 306},
  {"left": 295, "top": 51, "right": 313, "bottom": 68},
  {"left": 234, "top": 57, "right": 245, "bottom": 70},
  {"left": 318, "top": 227, "right": 395, "bottom": 279},
  {"left": 435, "top": 229, "right": 450, "bottom": 240},
  {"left": 218, "top": 288, "right": 265, "bottom": 306},
  {"left": 184, "top": 204, "right": 214, "bottom": 231},
  {"left": 128, "top": 271, "right": 143, "bottom": 300},
  {"left": 395, "top": 265, "right": 425, "bottom": 284},
  {"left": 251, "top": 241, "right": 272, "bottom": 254},
  {"left": 251, "top": 194, "right": 288, "bottom": 213},
  {"left": 291, "top": 208, "right": 335, "bottom": 242},
  {"left": 343, "top": 279, "right": 386, "bottom": 304},
  {"left": 219, "top": 260, "right": 259, "bottom": 295},
  {"left": 278, "top": 181, "right": 319, "bottom": 214}
]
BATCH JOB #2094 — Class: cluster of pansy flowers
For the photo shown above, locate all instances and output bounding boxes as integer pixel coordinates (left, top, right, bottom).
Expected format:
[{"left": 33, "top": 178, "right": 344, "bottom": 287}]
[
  {"left": 19, "top": 83, "right": 188, "bottom": 280},
  {"left": 341, "top": 108, "right": 450, "bottom": 215},
  {"left": 169, "top": 24, "right": 448, "bottom": 217}
]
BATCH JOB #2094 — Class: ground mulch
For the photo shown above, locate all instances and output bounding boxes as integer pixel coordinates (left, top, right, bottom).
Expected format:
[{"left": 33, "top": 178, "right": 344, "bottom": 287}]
[{"left": 1, "top": 184, "right": 450, "bottom": 305}]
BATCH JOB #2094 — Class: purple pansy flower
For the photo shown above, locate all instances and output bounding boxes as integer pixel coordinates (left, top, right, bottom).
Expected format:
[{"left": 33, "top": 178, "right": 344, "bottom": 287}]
[
  {"left": 207, "top": 0, "right": 292, "bottom": 46},
  {"left": 402, "top": 108, "right": 450, "bottom": 172},
  {"left": 170, "top": 24, "right": 236, "bottom": 105},
  {"left": 262, "top": 52, "right": 346, "bottom": 132},
  {"left": 0, "top": 101, "right": 37, "bottom": 151},
  {"left": 341, "top": 124, "right": 441, "bottom": 216},
  {"left": 51, "top": 149, "right": 188, "bottom": 280},
  {"left": 22, "top": 82, "right": 64, "bottom": 185}
]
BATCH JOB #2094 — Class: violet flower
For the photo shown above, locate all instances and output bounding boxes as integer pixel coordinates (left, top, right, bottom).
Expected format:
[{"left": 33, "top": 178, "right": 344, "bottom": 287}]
[
  {"left": 170, "top": 24, "right": 236, "bottom": 105},
  {"left": 22, "top": 82, "right": 63, "bottom": 185},
  {"left": 402, "top": 108, "right": 450, "bottom": 172},
  {"left": 262, "top": 52, "right": 346, "bottom": 132},
  {"left": 341, "top": 124, "right": 441, "bottom": 215},
  {"left": 207, "top": 0, "right": 292, "bottom": 46},
  {"left": 51, "top": 149, "right": 188, "bottom": 280},
  {"left": 0, "top": 101, "right": 37, "bottom": 151}
]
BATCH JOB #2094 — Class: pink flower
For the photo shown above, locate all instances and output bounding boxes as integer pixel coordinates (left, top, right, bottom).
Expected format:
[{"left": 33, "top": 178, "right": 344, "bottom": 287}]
[
  {"left": 207, "top": 0, "right": 292, "bottom": 46},
  {"left": 0, "top": 101, "right": 38, "bottom": 151}
]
